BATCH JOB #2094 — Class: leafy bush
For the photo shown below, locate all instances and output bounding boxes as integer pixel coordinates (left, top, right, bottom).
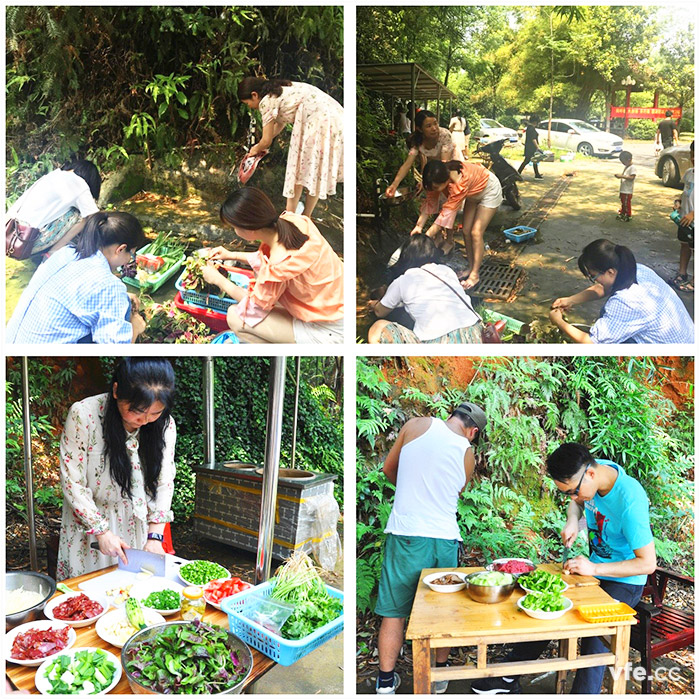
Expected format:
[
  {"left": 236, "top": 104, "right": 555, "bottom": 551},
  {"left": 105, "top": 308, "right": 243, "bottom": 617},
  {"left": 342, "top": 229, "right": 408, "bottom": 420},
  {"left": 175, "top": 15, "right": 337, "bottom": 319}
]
[{"left": 627, "top": 119, "right": 658, "bottom": 140}]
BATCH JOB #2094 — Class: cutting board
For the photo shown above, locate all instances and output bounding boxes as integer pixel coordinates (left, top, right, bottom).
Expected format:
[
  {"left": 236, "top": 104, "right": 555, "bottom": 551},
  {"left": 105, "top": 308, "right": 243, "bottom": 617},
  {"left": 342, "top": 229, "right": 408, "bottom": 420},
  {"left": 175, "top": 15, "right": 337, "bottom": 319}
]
[{"left": 539, "top": 562, "right": 599, "bottom": 587}]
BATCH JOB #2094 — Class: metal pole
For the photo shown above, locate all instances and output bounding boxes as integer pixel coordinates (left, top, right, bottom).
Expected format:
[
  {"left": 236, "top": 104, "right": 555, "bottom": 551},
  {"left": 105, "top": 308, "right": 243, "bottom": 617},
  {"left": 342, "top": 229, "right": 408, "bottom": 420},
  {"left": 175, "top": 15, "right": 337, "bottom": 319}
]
[
  {"left": 203, "top": 357, "right": 215, "bottom": 467},
  {"left": 255, "top": 357, "right": 285, "bottom": 583},
  {"left": 410, "top": 64, "right": 416, "bottom": 131},
  {"left": 290, "top": 357, "right": 301, "bottom": 471},
  {"left": 21, "top": 358, "right": 39, "bottom": 571}
]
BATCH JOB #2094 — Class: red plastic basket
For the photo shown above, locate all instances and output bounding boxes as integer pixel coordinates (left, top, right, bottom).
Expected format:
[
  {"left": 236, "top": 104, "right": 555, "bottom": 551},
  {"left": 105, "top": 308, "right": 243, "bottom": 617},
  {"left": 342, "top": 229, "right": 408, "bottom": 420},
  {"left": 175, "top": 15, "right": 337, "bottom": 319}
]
[{"left": 174, "top": 292, "right": 230, "bottom": 332}]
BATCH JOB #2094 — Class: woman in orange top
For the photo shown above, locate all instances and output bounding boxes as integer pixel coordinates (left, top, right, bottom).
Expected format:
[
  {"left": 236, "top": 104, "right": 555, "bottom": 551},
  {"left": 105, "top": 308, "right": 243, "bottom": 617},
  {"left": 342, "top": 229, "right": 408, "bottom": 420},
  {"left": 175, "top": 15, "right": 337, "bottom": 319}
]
[
  {"left": 411, "top": 160, "right": 502, "bottom": 289},
  {"left": 202, "top": 187, "right": 344, "bottom": 344}
]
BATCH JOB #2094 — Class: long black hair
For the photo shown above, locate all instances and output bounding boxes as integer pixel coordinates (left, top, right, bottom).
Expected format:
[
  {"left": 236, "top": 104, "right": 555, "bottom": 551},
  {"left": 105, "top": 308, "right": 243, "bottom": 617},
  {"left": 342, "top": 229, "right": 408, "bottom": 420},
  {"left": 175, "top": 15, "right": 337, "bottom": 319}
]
[
  {"left": 422, "top": 159, "right": 464, "bottom": 192},
  {"left": 103, "top": 358, "right": 176, "bottom": 500},
  {"left": 409, "top": 110, "right": 438, "bottom": 149},
  {"left": 220, "top": 187, "right": 309, "bottom": 250},
  {"left": 72, "top": 211, "right": 145, "bottom": 260},
  {"left": 577, "top": 239, "right": 637, "bottom": 293},
  {"left": 390, "top": 234, "right": 440, "bottom": 282},
  {"left": 62, "top": 159, "right": 101, "bottom": 200},
  {"left": 237, "top": 76, "right": 292, "bottom": 101}
]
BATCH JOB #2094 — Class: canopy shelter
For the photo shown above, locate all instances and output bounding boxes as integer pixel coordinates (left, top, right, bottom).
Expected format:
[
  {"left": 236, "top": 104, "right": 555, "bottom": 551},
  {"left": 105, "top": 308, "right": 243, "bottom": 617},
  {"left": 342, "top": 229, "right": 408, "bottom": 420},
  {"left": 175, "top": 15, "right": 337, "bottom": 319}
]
[
  {"left": 358, "top": 62, "right": 458, "bottom": 129},
  {"left": 19, "top": 356, "right": 299, "bottom": 585}
]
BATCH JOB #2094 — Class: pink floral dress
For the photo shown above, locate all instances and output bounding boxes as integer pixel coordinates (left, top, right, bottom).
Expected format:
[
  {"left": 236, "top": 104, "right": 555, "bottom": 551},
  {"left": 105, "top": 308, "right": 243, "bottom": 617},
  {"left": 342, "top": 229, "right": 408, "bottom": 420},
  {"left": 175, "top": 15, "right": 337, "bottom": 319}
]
[
  {"left": 259, "top": 82, "right": 344, "bottom": 200},
  {"left": 56, "top": 394, "right": 176, "bottom": 580}
]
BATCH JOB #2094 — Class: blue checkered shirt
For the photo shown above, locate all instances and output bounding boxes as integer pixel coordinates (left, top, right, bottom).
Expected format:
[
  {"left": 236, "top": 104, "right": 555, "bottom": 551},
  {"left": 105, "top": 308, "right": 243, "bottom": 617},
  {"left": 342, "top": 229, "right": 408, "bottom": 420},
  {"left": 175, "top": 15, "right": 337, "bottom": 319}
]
[
  {"left": 6, "top": 246, "right": 132, "bottom": 344},
  {"left": 590, "top": 264, "right": 695, "bottom": 344}
]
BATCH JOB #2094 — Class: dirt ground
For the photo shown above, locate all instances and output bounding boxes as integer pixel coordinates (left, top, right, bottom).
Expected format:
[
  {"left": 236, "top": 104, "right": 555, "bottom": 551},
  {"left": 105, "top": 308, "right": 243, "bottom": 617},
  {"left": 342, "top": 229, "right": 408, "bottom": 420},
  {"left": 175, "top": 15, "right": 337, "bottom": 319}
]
[{"left": 356, "top": 139, "right": 693, "bottom": 342}]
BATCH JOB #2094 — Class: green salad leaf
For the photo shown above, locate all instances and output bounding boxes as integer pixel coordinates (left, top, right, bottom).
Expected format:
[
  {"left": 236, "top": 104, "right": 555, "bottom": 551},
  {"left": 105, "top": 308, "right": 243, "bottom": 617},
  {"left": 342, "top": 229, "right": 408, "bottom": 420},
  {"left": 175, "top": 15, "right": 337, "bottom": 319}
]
[{"left": 44, "top": 649, "right": 116, "bottom": 694}]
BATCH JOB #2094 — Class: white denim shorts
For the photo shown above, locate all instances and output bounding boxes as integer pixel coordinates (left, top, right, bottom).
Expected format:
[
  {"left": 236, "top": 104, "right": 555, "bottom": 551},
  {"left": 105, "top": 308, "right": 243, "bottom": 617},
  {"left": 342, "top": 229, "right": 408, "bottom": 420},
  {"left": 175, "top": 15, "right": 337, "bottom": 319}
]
[
  {"left": 466, "top": 170, "right": 502, "bottom": 209},
  {"left": 292, "top": 317, "right": 344, "bottom": 344}
]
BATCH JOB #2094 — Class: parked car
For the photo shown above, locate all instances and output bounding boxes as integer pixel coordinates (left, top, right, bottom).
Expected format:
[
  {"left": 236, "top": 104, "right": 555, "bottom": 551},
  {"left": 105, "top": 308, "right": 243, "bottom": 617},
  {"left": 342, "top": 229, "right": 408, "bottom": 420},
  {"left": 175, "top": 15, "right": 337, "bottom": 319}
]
[
  {"left": 655, "top": 143, "right": 692, "bottom": 188},
  {"left": 476, "top": 118, "right": 519, "bottom": 144},
  {"left": 536, "top": 119, "right": 623, "bottom": 157}
]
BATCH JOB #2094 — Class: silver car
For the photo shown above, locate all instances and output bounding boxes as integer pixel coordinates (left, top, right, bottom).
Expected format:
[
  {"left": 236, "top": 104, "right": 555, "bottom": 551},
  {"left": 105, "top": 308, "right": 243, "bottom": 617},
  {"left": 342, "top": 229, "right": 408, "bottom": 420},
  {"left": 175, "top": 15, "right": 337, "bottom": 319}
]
[
  {"left": 476, "top": 118, "right": 519, "bottom": 144},
  {"left": 536, "top": 119, "right": 623, "bottom": 157},
  {"left": 655, "top": 144, "right": 692, "bottom": 188}
]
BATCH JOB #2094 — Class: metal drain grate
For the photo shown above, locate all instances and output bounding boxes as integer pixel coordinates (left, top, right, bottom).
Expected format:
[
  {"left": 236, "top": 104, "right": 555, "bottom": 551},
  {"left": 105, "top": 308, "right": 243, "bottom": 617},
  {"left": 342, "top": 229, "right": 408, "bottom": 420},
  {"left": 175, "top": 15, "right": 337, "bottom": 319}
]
[
  {"left": 468, "top": 262, "right": 524, "bottom": 300},
  {"left": 518, "top": 173, "right": 575, "bottom": 230}
]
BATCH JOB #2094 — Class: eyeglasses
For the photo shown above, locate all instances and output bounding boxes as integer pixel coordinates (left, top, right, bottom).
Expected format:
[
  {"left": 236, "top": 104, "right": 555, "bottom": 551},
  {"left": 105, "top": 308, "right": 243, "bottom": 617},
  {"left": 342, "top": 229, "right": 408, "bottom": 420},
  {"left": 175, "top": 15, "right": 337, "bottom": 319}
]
[
  {"left": 586, "top": 271, "right": 602, "bottom": 285},
  {"left": 560, "top": 465, "right": 589, "bottom": 498}
]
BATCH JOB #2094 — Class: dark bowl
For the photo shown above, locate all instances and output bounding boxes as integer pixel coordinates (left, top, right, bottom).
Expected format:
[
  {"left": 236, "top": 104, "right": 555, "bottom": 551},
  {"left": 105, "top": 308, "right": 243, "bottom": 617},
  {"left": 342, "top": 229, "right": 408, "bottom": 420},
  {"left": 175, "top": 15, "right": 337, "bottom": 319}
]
[{"left": 5, "top": 571, "right": 56, "bottom": 631}]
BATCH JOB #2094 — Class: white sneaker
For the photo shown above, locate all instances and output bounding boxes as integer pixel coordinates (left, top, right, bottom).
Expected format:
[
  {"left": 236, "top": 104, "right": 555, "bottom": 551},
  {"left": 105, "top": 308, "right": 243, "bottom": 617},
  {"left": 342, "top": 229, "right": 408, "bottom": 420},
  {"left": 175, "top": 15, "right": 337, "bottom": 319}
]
[{"left": 376, "top": 672, "right": 401, "bottom": 694}]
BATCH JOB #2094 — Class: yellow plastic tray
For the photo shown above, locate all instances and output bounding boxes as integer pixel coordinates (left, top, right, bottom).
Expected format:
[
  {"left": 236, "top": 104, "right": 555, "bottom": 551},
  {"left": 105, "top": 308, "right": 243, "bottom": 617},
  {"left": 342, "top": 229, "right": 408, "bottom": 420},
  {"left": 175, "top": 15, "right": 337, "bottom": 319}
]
[{"left": 577, "top": 602, "right": 638, "bottom": 623}]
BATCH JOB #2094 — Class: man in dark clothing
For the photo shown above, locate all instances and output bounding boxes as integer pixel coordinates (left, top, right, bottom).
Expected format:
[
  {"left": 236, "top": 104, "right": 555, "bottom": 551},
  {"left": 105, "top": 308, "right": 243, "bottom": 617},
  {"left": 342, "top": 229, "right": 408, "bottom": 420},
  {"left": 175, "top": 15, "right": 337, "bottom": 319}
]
[
  {"left": 518, "top": 115, "right": 543, "bottom": 180},
  {"left": 656, "top": 110, "right": 679, "bottom": 150}
]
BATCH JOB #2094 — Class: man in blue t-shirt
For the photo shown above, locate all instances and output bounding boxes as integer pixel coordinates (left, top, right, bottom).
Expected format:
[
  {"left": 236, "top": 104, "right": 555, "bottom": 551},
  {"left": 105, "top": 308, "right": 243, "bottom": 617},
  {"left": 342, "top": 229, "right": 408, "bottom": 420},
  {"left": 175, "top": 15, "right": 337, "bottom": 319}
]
[{"left": 472, "top": 442, "right": 656, "bottom": 695}]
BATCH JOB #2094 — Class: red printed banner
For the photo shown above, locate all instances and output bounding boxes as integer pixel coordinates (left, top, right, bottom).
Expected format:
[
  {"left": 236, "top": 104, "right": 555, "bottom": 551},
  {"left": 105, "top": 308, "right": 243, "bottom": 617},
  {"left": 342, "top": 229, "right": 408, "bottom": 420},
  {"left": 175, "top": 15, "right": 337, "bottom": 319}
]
[{"left": 610, "top": 106, "right": 682, "bottom": 119}]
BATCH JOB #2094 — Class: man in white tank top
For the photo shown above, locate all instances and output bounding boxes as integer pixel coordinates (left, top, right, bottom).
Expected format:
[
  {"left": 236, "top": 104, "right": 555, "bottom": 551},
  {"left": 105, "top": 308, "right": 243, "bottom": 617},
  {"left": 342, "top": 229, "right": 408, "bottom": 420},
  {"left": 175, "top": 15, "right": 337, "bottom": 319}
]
[{"left": 375, "top": 402, "right": 487, "bottom": 694}]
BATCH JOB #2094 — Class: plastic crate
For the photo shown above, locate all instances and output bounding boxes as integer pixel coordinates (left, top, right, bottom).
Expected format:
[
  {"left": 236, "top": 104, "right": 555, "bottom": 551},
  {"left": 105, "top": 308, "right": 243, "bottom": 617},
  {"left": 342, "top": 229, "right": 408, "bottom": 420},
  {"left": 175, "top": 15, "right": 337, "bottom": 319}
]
[
  {"left": 173, "top": 292, "right": 230, "bottom": 332},
  {"left": 175, "top": 267, "right": 254, "bottom": 312},
  {"left": 122, "top": 245, "right": 185, "bottom": 293},
  {"left": 483, "top": 310, "right": 526, "bottom": 335},
  {"left": 504, "top": 225, "right": 537, "bottom": 243},
  {"left": 221, "top": 579, "right": 344, "bottom": 666},
  {"left": 577, "top": 602, "right": 637, "bottom": 624}
]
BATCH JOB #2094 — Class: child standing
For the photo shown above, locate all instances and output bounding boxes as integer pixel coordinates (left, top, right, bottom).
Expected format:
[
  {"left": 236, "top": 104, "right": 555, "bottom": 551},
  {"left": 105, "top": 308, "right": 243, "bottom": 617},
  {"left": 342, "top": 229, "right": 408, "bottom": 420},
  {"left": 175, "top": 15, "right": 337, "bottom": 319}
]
[
  {"left": 672, "top": 140, "right": 694, "bottom": 292},
  {"left": 615, "top": 151, "right": 636, "bottom": 221}
]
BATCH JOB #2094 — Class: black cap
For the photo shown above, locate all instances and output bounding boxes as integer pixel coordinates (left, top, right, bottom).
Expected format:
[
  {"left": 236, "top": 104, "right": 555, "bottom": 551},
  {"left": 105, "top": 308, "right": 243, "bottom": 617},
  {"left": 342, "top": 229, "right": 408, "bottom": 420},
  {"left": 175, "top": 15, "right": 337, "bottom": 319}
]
[{"left": 453, "top": 402, "right": 487, "bottom": 434}]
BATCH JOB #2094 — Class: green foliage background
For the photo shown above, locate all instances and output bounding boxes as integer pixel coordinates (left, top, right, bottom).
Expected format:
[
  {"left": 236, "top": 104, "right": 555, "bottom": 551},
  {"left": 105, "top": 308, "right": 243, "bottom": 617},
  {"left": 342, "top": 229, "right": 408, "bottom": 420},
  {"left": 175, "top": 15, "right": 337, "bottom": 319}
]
[
  {"left": 356, "top": 356, "right": 694, "bottom": 613},
  {"left": 6, "top": 356, "right": 343, "bottom": 526}
]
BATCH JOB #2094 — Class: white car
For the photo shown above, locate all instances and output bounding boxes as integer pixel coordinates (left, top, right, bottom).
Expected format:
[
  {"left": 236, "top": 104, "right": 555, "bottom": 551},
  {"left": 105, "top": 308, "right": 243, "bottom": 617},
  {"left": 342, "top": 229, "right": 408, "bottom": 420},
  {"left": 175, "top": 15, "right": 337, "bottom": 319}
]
[
  {"left": 476, "top": 118, "right": 519, "bottom": 144},
  {"left": 536, "top": 119, "right": 623, "bottom": 157}
]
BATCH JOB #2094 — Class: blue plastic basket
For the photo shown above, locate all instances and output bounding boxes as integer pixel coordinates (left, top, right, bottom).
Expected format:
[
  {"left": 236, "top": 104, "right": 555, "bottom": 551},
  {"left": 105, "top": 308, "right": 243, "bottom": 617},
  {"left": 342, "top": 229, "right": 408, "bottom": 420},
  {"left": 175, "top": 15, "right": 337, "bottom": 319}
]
[
  {"left": 504, "top": 225, "right": 537, "bottom": 243},
  {"left": 221, "top": 579, "right": 344, "bottom": 666},
  {"left": 175, "top": 269, "right": 251, "bottom": 313}
]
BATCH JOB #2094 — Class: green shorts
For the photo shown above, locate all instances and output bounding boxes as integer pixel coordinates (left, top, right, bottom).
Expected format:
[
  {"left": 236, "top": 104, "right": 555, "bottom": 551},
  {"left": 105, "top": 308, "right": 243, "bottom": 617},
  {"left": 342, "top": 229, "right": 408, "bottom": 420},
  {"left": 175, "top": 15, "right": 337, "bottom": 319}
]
[{"left": 375, "top": 534, "right": 459, "bottom": 618}]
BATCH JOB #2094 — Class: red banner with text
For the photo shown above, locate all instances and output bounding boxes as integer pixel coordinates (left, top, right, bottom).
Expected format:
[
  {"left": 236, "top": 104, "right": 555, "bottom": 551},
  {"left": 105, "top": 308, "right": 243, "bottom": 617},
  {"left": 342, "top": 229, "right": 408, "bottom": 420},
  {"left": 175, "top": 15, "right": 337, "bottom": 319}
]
[{"left": 610, "top": 106, "right": 682, "bottom": 119}]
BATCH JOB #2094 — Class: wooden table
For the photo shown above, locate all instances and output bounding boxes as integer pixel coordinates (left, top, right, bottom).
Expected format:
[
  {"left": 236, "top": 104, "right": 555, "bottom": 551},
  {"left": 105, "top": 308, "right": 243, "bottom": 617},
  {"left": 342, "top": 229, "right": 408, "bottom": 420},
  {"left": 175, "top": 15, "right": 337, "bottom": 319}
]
[
  {"left": 6, "top": 566, "right": 275, "bottom": 694},
  {"left": 406, "top": 567, "right": 636, "bottom": 694}
]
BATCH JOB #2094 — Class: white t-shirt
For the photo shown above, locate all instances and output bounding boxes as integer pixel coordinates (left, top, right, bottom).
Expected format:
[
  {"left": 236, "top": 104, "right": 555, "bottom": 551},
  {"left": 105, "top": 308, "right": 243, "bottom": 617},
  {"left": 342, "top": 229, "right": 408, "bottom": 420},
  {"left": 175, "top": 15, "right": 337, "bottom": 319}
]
[
  {"left": 6, "top": 169, "right": 99, "bottom": 229},
  {"left": 380, "top": 263, "right": 480, "bottom": 340},
  {"left": 681, "top": 167, "right": 694, "bottom": 224},
  {"left": 385, "top": 419, "right": 470, "bottom": 541},
  {"left": 449, "top": 116, "right": 466, "bottom": 133},
  {"left": 619, "top": 164, "right": 636, "bottom": 194}
]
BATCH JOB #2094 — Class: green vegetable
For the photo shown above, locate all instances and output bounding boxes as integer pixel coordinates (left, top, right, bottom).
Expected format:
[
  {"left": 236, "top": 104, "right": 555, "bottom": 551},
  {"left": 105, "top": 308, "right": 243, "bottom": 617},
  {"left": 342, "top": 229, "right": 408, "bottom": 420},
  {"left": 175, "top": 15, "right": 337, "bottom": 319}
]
[
  {"left": 470, "top": 572, "right": 513, "bottom": 586},
  {"left": 44, "top": 649, "right": 116, "bottom": 694},
  {"left": 180, "top": 560, "right": 229, "bottom": 586},
  {"left": 519, "top": 569, "right": 566, "bottom": 593},
  {"left": 521, "top": 592, "right": 568, "bottom": 612},
  {"left": 269, "top": 551, "right": 342, "bottom": 640},
  {"left": 142, "top": 588, "right": 181, "bottom": 610},
  {"left": 125, "top": 597, "right": 146, "bottom": 629},
  {"left": 124, "top": 620, "right": 249, "bottom": 694}
]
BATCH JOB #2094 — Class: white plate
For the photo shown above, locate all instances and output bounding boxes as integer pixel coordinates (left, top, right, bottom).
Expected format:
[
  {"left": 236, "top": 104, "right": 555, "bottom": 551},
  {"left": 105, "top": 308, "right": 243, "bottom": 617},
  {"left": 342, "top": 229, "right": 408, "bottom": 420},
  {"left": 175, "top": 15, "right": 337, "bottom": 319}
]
[
  {"left": 422, "top": 571, "right": 466, "bottom": 593},
  {"left": 5, "top": 620, "right": 77, "bottom": 667},
  {"left": 95, "top": 607, "right": 166, "bottom": 648},
  {"left": 203, "top": 578, "right": 253, "bottom": 611},
  {"left": 43, "top": 593, "right": 110, "bottom": 628},
  {"left": 517, "top": 594, "right": 573, "bottom": 620},
  {"left": 35, "top": 647, "right": 121, "bottom": 695},
  {"left": 129, "top": 577, "right": 184, "bottom": 615},
  {"left": 178, "top": 561, "right": 230, "bottom": 587}
]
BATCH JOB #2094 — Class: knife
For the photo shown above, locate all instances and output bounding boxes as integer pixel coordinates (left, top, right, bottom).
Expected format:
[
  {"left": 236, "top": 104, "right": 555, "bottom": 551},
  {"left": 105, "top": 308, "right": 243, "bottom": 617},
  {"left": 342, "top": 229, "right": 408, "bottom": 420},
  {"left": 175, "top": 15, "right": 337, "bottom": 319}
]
[
  {"left": 90, "top": 543, "right": 166, "bottom": 576},
  {"left": 562, "top": 545, "right": 571, "bottom": 571}
]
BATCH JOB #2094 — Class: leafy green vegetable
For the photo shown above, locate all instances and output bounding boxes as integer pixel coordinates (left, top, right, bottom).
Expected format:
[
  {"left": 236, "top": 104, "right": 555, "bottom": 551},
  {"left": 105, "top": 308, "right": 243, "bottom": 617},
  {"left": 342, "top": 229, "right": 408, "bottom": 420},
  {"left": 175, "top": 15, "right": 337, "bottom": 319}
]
[
  {"left": 124, "top": 620, "right": 249, "bottom": 694},
  {"left": 180, "top": 560, "right": 229, "bottom": 586},
  {"left": 44, "top": 649, "right": 116, "bottom": 694},
  {"left": 519, "top": 569, "right": 566, "bottom": 593},
  {"left": 521, "top": 592, "right": 569, "bottom": 612},
  {"left": 470, "top": 571, "right": 513, "bottom": 586},
  {"left": 142, "top": 588, "right": 181, "bottom": 610},
  {"left": 126, "top": 597, "right": 146, "bottom": 629}
]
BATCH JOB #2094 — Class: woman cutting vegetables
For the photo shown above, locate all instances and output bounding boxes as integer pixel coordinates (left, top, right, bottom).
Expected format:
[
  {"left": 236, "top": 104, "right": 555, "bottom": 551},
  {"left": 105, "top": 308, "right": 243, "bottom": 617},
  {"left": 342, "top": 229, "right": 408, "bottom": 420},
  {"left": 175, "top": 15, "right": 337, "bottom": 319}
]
[
  {"left": 56, "top": 358, "right": 177, "bottom": 579},
  {"left": 238, "top": 77, "right": 343, "bottom": 218},
  {"left": 201, "top": 187, "right": 344, "bottom": 344}
]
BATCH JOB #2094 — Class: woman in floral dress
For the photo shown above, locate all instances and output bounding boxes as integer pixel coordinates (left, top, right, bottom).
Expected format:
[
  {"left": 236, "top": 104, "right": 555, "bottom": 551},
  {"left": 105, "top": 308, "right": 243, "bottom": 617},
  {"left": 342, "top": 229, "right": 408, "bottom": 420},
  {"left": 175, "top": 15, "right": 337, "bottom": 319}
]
[
  {"left": 238, "top": 77, "right": 344, "bottom": 218},
  {"left": 56, "top": 358, "right": 177, "bottom": 580}
]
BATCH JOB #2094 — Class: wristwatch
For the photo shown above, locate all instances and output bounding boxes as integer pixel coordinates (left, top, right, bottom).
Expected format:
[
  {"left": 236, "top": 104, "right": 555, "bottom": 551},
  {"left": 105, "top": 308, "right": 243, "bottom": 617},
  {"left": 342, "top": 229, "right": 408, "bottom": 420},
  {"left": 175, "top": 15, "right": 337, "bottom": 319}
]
[{"left": 147, "top": 533, "right": 164, "bottom": 542}]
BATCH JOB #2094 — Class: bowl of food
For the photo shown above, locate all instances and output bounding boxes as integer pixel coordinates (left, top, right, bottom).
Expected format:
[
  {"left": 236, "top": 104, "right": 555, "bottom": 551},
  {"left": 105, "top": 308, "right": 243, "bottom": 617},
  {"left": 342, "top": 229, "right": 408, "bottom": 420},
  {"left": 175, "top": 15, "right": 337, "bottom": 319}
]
[
  {"left": 486, "top": 558, "right": 536, "bottom": 579},
  {"left": 204, "top": 578, "right": 253, "bottom": 611},
  {"left": 518, "top": 569, "right": 569, "bottom": 595},
  {"left": 464, "top": 571, "right": 516, "bottom": 604},
  {"left": 5, "top": 620, "right": 77, "bottom": 667},
  {"left": 35, "top": 647, "right": 121, "bottom": 695},
  {"left": 178, "top": 560, "right": 230, "bottom": 587},
  {"left": 95, "top": 606, "right": 166, "bottom": 648},
  {"left": 422, "top": 572, "right": 466, "bottom": 593},
  {"left": 44, "top": 592, "right": 110, "bottom": 628},
  {"left": 517, "top": 593, "right": 573, "bottom": 620},
  {"left": 378, "top": 186, "right": 413, "bottom": 206},
  {"left": 121, "top": 620, "right": 253, "bottom": 694},
  {"left": 129, "top": 577, "right": 184, "bottom": 616},
  {"left": 5, "top": 571, "right": 56, "bottom": 631}
]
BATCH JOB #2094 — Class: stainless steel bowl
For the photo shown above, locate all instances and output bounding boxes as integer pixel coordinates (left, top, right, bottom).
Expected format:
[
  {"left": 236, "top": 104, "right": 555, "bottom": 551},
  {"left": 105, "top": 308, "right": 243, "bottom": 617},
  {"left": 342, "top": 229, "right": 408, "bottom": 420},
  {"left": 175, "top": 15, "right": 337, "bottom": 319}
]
[
  {"left": 464, "top": 572, "right": 516, "bottom": 604},
  {"left": 378, "top": 186, "right": 412, "bottom": 207},
  {"left": 5, "top": 571, "right": 56, "bottom": 631},
  {"left": 121, "top": 621, "right": 253, "bottom": 694}
]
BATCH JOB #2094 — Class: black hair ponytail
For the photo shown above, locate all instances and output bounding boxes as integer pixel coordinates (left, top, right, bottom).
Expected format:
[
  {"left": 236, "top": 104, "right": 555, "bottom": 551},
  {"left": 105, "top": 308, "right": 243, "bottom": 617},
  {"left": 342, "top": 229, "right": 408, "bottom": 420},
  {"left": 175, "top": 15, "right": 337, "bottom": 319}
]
[
  {"left": 73, "top": 212, "right": 145, "bottom": 260},
  {"left": 409, "top": 110, "right": 437, "bottom": 149},
  {"left": 421, "top": 159, "right": 464, "bottom": 192},
  {"left": 577, "top": 239, "right": 637, "bottom": 293}
]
